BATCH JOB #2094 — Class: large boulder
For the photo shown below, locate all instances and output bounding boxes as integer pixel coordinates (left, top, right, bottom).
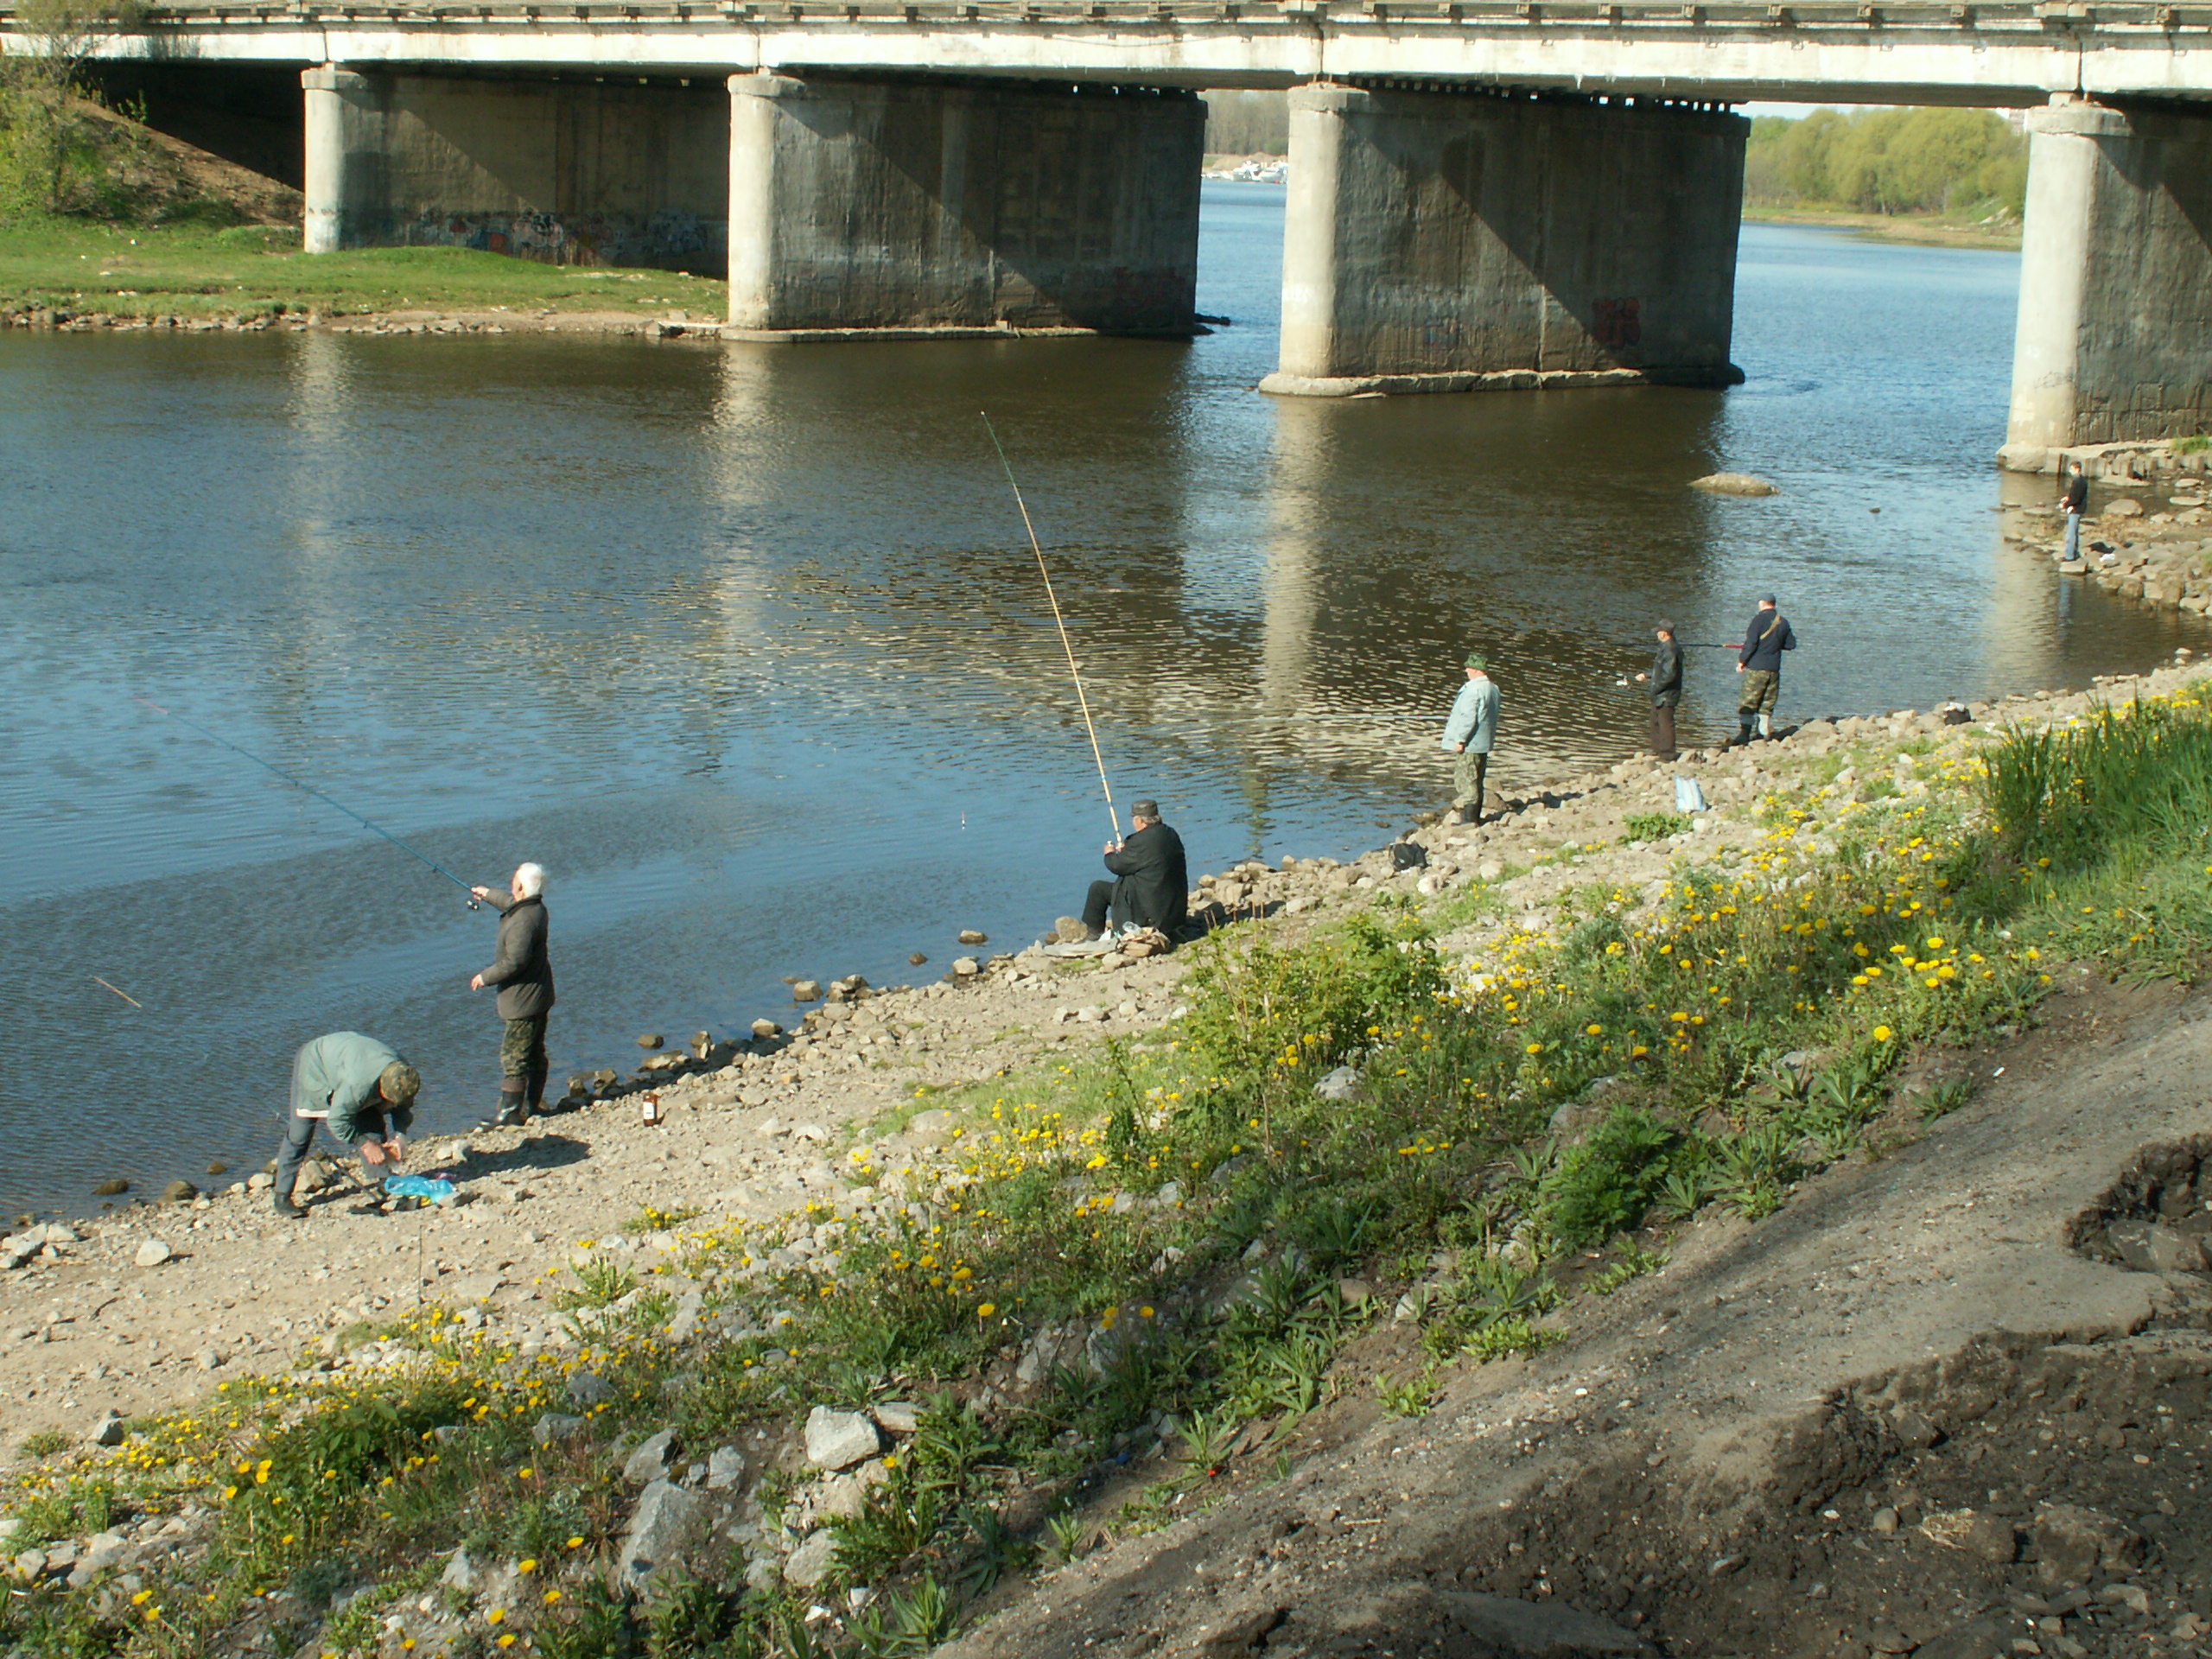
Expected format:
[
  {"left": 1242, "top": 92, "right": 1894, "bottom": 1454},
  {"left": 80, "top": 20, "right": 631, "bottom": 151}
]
[{"left": 623, "top": 1429, "right": 677, "bottom": 1485}]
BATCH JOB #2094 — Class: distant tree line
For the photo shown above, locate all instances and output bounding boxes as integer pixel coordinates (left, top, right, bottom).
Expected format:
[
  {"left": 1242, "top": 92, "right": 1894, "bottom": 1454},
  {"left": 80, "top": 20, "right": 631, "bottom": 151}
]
[
  {"left": 1744, "top": 106, "right": 2028, "bottom": 218},
  {"left": 1202, "top": 90, "right": 1289, "bottom": 156}
]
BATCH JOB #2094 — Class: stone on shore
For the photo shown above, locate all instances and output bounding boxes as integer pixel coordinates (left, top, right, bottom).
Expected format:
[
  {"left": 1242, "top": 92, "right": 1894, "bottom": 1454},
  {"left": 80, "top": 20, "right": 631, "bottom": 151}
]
[
  {"left": 706, "top": 1445, "right": 746, "bottom": 1490},
  {"left": 804, "top": 1406, "right": 880, "bottom": 1470},
  {"left": 784, "top": 1529, "right": 838, "bottom": 1588},
  {"left": 90, "top": 1411, "right": 126, "bottom": 1446},
  {"left": 623, "top": 1427, "right": 677, "bottom": 1484},
  {"left": 161, "top": 1179, "right": 198, "bottom": 1204},
  {"left": 1689, "top": 472, "right": 1779, "bottom": 497},
  {"left": 791, "top": 980, "right": 823, "bottom": 1002},
  {"left": 953, "top": 957, "right": 981, "bottom": 978},
  {"left": 567, "top": 1371, "right": 616, "bottom": 1407},
  {"left": 617, "top": 1479, "right": 702, "bottom": 1592},
  {"left": 638, "top": 1033, "right": 664, "bottom": 1050},
  {"left": 134, "top": 1239, "right": 172, "bottom": 1268},
  {"left": 751, "top": 1018, "right": 781, "bottom": 1039},
  {"left": 92, "top": 1179, "right": 128, "bottom": 1197}
]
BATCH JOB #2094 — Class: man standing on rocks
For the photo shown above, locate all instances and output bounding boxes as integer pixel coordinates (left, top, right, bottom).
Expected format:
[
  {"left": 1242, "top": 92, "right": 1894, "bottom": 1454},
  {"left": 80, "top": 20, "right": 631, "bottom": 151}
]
[
  {"left": 1080, "top": 800, "right": 1189, "bottom": 940},
  {"left": 1733, "top": 595, "right": 1796, "bottom": 745},
  {"left": 1636, "top": 620, "right": 1684, "bottom": 761},
  {"left": 2060, "top": 459, "right": 2089, "bottom": 563},
  {"left": 469, "top": 861, "right": 556, "bottom": 1128},
  {"left": 1441, "top": 652, "right": 1500, "bottom": 823},
  {"left": 276, "top": 1033, "right": 418, "bottom": 1219}
]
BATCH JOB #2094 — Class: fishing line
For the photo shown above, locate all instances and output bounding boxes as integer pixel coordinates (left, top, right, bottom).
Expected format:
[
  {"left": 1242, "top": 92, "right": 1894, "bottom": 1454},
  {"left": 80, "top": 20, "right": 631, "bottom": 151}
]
[
  {"left": 980, "top": 413, "right": 1122, "bottom": 842},
  {"left": 134, "top": 696, "right": 481, "bottom": 908}
]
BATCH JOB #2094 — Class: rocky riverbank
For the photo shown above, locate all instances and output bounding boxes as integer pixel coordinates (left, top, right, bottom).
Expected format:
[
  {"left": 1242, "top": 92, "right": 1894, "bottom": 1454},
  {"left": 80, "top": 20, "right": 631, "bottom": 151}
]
[
  {"left": 2006, "top": 466, "right": 2212, "bottom": 619},
  {"left": 6, "top": 659, "right": 2212, "bottom": 1659}
]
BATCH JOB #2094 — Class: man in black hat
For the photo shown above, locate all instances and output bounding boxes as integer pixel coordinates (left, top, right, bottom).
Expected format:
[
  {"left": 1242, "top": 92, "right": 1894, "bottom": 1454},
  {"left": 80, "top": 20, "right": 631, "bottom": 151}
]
[
  {"left": 1734, "top": 594, "right": 1797, "bottom": 745},
  {"left": 1080, "top": 799, "right": 1189, "bottom": 939}
]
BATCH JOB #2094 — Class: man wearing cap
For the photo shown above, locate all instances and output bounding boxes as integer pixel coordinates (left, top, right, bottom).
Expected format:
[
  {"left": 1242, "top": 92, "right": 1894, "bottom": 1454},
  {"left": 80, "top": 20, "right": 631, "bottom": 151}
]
[
  {"left": 1080, "top": 799, "right": 1190, "bottom": 940},
  {"left": 1441, "top": 653, "right": 1501, "bottom": 823},
  {"left": 1636, "top": 621, "right": 1684, "bottom": 761},
  {"left": 273, "top": 1032, "right": 419, "bottom": 1220},
  {"left": 1734, "top": 594, "right": 1798, "bottom": 745}
]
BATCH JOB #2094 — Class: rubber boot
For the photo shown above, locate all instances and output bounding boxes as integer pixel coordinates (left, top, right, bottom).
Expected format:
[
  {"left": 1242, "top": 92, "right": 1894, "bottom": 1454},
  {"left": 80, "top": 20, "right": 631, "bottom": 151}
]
[
  {"left": 1733, "top": 717, "right": 1754, "bottom": 747},
  {"left": 480, "top": 1090, "right": 527, "bottom": 1130},
  {"left": 1757, "top": 713, "right": 1773, "bottom": 741},
  {"left": 524, "top": 1067, "right": 548, "bottom": 1118}
]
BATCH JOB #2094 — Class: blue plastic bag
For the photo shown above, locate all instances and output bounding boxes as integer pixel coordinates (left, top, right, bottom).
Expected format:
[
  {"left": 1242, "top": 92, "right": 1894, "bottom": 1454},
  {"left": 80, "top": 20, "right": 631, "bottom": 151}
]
[
  {"left": 1674, "top": 777, "right": 1709, "bottom": 814},
  {"left": 384, "top": 1173, "right": 458, "bottom": 1205}
]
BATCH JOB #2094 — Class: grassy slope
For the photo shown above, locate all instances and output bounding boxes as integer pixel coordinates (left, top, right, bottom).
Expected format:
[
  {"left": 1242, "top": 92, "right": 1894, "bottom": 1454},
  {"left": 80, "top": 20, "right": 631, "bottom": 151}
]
[
  {"left": 0, "top": 220, "right": 728, "bottom": 321},
  {"left": 9, "top": 682, "right": 2212, "bottom": 1657}
]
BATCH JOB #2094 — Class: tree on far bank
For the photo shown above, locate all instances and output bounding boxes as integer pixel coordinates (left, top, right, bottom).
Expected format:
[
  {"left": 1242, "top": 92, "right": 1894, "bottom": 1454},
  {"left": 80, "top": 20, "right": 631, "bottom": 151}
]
[{"left": 1745, "top": 105, "right": 2027, "bottom": 219}]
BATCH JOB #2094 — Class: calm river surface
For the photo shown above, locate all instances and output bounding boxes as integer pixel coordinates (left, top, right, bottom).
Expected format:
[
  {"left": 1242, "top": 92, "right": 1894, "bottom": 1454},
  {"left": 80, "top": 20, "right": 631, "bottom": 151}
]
[{"left": 2, "top": 189, "right": 2200, "bottom": 1216}]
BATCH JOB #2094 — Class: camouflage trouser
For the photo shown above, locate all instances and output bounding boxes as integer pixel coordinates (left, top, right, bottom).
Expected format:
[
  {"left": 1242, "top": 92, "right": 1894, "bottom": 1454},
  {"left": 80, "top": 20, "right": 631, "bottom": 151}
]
[
  {"left": 1738, "top": 670, "right": 1780, "bottom": 717},
  {"left": 1452, "top": 749, "right": 1491, "bottom": 815},
  {"left": 499, "top": 1015, "right": 548, "bottom": 1081}
]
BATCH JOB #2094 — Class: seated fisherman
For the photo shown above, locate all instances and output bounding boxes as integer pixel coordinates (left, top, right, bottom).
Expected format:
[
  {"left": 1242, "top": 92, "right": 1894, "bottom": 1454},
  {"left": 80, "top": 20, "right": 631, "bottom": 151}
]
[
  {"left": 274, "top": 1031, "right": 419, "bottom": 1220},
  {"left": 1080, "top": 798, "right": 1189, "bottom": 940}
]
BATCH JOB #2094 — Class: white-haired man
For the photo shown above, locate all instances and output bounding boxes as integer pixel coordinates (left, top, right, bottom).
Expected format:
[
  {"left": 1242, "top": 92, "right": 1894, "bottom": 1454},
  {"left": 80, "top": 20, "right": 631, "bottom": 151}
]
[{"left": 468, "top": 861, "right": 556, "bottom": 1128}]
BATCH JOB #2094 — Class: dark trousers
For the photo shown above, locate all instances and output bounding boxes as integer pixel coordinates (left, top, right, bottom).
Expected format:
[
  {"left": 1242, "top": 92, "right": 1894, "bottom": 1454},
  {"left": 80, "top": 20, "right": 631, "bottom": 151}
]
[
  {"left": 499, "top": 1014, "right": 549, "bottom": 1109},
  {"left": 1649, "top": 700, "right": 1678, "bottom": 761},
  {"left": 1083, "top": 880, "right": 1122, "bottom": 936},
  {"left": 276, "top": 1108, "right": 385, "bottom": 1200}
]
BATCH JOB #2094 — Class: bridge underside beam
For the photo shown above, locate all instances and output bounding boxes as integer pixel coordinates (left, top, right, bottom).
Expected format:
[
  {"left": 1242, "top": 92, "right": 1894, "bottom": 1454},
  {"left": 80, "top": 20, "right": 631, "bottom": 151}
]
[
  {"left": 2002, "top": 97, "right": 2212, "bottom": 464},
  {"left": 1262, "top": 84, "right": 1746, "bottom": 396},
  {"left": 301, "top": 66, "right": 728, "bottom": 271},
  {"left": 726, "top": 73, "right": 1204, "bottom": 337}
]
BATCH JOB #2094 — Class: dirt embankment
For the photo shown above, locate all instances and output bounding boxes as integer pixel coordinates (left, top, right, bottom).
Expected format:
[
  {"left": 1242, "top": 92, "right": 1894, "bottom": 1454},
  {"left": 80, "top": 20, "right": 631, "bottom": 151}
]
[{"left": 8, "top": 666, "right": 2212, "bottom": 1658}]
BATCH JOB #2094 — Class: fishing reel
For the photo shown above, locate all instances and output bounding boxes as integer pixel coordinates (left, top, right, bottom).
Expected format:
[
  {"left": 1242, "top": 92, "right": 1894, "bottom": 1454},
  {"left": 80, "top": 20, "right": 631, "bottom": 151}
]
[{"left": 465, "top": 895, "right": 483, "bottom": 911}]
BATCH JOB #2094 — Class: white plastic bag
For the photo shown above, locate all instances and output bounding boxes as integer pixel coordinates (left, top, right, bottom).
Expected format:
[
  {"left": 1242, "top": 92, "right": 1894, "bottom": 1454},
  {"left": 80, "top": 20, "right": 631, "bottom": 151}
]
[{"left": 1674, "top": 777, "right": 1709, "bottom": 814}]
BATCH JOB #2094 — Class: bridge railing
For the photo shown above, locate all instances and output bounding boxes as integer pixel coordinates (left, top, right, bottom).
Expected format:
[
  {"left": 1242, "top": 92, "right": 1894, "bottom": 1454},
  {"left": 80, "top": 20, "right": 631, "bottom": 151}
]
[{"left": 2, "top": 0, "right": 2207, "bottom": 29}]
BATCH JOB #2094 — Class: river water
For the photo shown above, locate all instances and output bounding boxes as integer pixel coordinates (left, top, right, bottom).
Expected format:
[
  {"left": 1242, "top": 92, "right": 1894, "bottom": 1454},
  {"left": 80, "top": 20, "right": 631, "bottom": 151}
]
[{"left": 2, "top": 188, "right": 2200, "bottom": 1217}]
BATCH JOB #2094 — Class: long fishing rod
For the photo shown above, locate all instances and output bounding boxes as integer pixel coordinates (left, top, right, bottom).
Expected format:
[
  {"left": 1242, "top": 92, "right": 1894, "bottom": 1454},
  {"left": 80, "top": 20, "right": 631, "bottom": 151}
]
[
  {"left": 134, "top": 696, "right": 482, "bottom": 908},
  {"left": 981, "top": 413, "right": 1122, "bottom": 843}
]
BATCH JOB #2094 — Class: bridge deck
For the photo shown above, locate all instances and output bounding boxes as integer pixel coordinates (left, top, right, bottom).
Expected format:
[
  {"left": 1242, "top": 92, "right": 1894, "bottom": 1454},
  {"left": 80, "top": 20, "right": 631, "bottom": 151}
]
[{"left": 4, "top": 0, "right": 2209, "bottom": 100}]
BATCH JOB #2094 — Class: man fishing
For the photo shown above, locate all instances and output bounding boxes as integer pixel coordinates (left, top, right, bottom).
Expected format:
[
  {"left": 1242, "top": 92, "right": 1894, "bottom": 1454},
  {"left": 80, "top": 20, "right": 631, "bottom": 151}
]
[
  {"left": 1734, "top": 594, "right": 1798, "bottom": 746},
  {"left": 1080, "top": 800, "right": 1189, "bottom": 940},
  {"left": 276, "top": 1033, "right": 418, "bottom": 1219},
  {"left": 1636, "top": 621, "right": 1684, "bottom": 760},
  {"left": 1441, "top": 652, "right": 1501, "bottom": 823},
  {"left": 468, "top": 861, "right": 556, "bottom": 1128}
]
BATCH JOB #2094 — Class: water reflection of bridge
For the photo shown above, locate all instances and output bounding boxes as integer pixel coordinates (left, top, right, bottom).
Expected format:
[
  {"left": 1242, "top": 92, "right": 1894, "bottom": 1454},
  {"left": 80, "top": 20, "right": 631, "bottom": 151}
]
[{"left": 27, "top": 0, "right": 2212, "bottom": 457}]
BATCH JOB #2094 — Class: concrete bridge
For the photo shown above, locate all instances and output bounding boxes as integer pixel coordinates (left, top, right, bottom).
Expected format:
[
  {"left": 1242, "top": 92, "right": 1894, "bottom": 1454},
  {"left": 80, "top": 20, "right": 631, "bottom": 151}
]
[{"left": 8, "top": 0, "right": 2210, "bottom": 457}]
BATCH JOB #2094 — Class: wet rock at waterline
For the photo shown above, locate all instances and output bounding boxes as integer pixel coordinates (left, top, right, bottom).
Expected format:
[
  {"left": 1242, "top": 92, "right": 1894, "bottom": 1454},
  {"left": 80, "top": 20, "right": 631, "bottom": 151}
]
[
  {"left": 791, "top": 981, "right": 823, "bottom": 1002},
  {"left": 92, "top": 1179, "right": 128, "bottom": 1197},
  {"left": 637, "top": 1033, "right": 664, "bottom": 1051},
  {"left": 909, "top": 953, "right": 928, "bottom": 965},
  {"left": 958, "top": 929, "right": 988, "bottom": 945},
  {"left": 1689, "top": 472, "right": 1780, "bottom": 497},
  {"left": 161, "top": 1180, "right": 198, "bottom": 1205}
]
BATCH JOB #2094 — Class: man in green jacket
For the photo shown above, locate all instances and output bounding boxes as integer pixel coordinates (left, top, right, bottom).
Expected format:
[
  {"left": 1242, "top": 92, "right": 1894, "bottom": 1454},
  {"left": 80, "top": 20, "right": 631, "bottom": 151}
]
[{"left": 275, "top": 1032, "right": 420, "bottom": 1219}]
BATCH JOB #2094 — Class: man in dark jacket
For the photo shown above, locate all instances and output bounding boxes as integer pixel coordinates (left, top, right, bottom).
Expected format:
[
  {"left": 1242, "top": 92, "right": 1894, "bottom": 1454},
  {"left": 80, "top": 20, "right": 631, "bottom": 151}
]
[
  {"left": 1081, "top": 800, "right": 1189, "bottom": 939},
  {"left": 2060, "top": 460, "right": 2088, "bottom": 563},
  {"left": 1734, "top": 594, "right": 1798, "bottom": 745},
  {"left": 1636, "top": 620, "right": 1684, "bottom": 760},
  {"left": 276, "top": 1032, "right": 418, "bottom": 1219},
  {"left": 469, "top": 861, "right": 556, "bottom": 1128}
]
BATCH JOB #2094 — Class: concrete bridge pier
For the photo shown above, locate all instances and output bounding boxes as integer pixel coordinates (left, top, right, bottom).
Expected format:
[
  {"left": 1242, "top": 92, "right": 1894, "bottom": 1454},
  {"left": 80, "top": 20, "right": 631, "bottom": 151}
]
[
  {"left": 1260, "top": 84, "right": 1749, "bottom": 397},
  {"left": 299, "top": 64, "right": 728, "bottom": 270},
  {"left": 2000, "top": 97, "right": 2212, "bottom": 468},
  {"left": 724, "top": 73, "right": 1204, "bottom": 338}
]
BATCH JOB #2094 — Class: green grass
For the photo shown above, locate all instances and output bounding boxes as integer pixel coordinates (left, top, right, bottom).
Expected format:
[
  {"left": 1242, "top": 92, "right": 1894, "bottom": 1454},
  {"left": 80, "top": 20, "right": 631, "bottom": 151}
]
[
  {"left": 16, "top": 682, "right": 2212, "bottom": 1659},
  {"left": 0, "top": 218, "right": 728, "bottom": 321}
]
